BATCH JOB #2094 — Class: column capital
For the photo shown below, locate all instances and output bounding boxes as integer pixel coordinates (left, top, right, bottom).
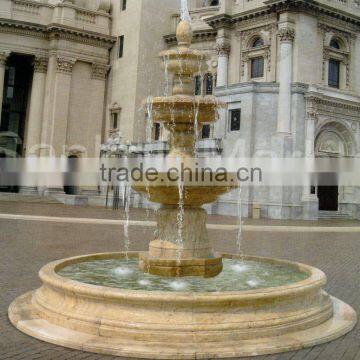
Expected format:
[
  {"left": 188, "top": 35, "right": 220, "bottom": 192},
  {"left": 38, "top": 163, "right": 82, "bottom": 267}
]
[
  {"left": 278, "top": 28, "right": 295, "bottom": 43},
  {"left": 91, "top": 62, "right": 109, "bottom": 80},
  {"left": 0, "top": 51, "right": 10, "bottom": 66},
  {"left": 215, "top": 41, "right": 231, "bottom": 56},
  {"left": 56, "top": 56, "right": 76, "bottom": 74},
  {"left": 33, "top": 56, "right": 49, "bottom": 73}
]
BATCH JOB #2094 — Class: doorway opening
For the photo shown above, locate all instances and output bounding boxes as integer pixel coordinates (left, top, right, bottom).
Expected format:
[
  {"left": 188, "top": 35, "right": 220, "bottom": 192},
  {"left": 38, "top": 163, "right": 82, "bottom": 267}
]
[
  {"left": 318, "top": 185, "right": 339, "bottom": 211},
  {"left": 0, "top": 54, "right": 33, "bottom": 157}
]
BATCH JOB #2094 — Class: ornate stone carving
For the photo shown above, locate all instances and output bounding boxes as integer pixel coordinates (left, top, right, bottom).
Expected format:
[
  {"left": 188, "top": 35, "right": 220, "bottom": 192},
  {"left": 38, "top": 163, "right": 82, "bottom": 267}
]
[
  {"left": 319, "top": 23, "right": 352, "bottom": 88},
  {"left": 306, "top": 109, "right": 318, "bottom": 124},
  {"left": 0, "top": 51, "right": 10, "bottom": 66},
  {"left": 241, "top": 54, "right": 249, "bottom": 77},
  {"left": 33, "top": 56, "right": 48, "bottom": 73},
  {"left": 278, "top": 28, "right": 295, "bottom": 43},
  {"left": 56, "top": 57, "right": 76, "bottom": 74},
  {"left": 215, "top": 41, "right": 231, "bottom": 56},
  {"left": 92, "top": 62, "right": 109, "bottom": 80}
]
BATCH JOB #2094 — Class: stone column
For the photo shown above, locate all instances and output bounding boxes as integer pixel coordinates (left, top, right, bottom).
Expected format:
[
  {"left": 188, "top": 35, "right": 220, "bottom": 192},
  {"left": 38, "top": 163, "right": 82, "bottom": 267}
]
[
  {"left": 26, "top": 57, "right": 48, "bottom": 156},
  {"left": 268, "top": 26, "right": 295, "bottom": 219},
  {"left": 19, "top": 57, "right": 49, "bottom": 195},
  {"left": 40, "top": 54, "right": 76, "bottom": 196},
  {"left": 302, "top": 109, "right": 319, "bottom": 220},
  {"left": 214, "top": 36, "right": 231, "bottom": 138},
  {"left": 215, "top": 40, "right": 230, "bottom": 87},
  {"left": 277, "top": 26, "right": 295, "bottom": 134},
  {"left": 0, "top": 51, "right": 9, "bottom": 127}
]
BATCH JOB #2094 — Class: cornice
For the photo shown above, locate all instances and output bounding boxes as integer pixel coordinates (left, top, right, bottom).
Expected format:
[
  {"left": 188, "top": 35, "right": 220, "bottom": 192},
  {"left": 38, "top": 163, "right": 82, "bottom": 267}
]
[
  {"left": 305, "top": 92, "right": 360, "bottom": 112},
  {"left": 205, "top": 14, "right": 233, "bottom": 29},
  {"left": 0, "top": 18, "right": 116, "bottom": 49},
  {"left": 164, "top": 29, "right": 217, "bottom": 45},
  {"left": 204, "top": 1, "right": 360, "bottom": 31},
  {"left": 265, "top": 0, "right": 360, "bottom": 27}
]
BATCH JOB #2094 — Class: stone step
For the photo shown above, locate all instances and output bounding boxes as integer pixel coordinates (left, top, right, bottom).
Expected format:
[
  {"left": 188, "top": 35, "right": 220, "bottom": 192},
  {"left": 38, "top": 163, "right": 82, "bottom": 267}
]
[
  {"left": 318, "top": 211, "right": 351, "bottom": 220},
  {"left": 0, "top": 193, "right": 60, "bottom": 204}
]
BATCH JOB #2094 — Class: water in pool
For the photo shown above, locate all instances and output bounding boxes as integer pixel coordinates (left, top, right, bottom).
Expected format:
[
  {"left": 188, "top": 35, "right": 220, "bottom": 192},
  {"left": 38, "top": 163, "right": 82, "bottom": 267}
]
[{"left": 58, "top": 258, "right": 308, "bottom": 293}]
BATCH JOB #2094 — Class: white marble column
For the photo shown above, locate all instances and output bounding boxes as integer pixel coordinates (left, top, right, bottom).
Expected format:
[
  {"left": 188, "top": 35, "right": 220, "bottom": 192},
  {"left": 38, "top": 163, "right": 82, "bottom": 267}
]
[
  {"left": 40, "top": 54, "right": 76, "bottom": 196},
  {"left": 0, "top": 51, "right": 9, "bottom": 127},
  {"left": 26, "top": 57, "right": 48, "bottom": 156},
  {"left": 215, "top": 40, "right": 230, "bottom": 87},
  {"left": 302, "top": 109, "right": 319, "bottom": 219},
  {"left": 215, "top": 37, "right": 230, "bottom": 138},
  {"left": 277, "top": 27, "right": 295, "bottom": 134}
]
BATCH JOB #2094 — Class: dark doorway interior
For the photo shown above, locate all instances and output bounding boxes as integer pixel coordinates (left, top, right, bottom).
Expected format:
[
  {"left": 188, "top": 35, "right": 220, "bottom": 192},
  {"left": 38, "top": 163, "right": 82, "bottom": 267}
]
[
  {"left": 0, "top": 54, "right": 33, "bottom": 156},
  {"left": 318, "top": 186, "right": 339, "bottom": 211},
  {"left": 64, "top": 155, "right": 80, "bottom": 195}
]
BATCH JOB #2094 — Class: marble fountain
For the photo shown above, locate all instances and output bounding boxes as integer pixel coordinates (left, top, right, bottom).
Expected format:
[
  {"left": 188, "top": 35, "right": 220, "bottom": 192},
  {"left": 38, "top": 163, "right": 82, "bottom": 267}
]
[{"left": 9, "top": 16, "right": 356, "bottom": 360}]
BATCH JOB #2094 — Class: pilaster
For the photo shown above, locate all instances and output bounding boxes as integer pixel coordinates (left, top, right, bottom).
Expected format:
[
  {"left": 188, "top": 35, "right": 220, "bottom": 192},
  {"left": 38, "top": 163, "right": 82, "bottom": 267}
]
[
  {"left": 0, "top": 51, "right": 10, "bottom": 127},
  {"left": 276, "top": 24, "right": 295, "bottom": 135}
]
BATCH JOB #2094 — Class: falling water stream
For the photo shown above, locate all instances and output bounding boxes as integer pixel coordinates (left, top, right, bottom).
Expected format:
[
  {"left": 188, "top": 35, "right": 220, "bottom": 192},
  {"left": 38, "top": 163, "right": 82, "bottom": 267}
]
[{"left": 145, "top": 96, "right": 153, "bottom": 143}]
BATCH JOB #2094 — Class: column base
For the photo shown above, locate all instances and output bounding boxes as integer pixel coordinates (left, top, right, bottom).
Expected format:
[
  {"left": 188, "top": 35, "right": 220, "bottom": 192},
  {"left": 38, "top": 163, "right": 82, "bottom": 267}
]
[
  {"left": 44, "top": 187, "right": 65, "bottom": 196},
  {"left": 302, "top": 195, "right": 319, "bottom": 221},
  {"left": 18, "top": 186, "right": 39, "bottom": 196}
]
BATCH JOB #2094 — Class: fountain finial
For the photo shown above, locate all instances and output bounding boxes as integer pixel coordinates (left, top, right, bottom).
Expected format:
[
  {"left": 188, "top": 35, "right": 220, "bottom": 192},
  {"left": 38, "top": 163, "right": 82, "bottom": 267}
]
[{"left": 176, "top": 20, "right": 193, "bottom": 47}]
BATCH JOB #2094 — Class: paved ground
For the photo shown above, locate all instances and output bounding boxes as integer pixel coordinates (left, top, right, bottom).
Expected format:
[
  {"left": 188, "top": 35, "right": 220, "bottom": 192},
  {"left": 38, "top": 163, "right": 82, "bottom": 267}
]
[{"left": 0, "top": 201, "right": 359, "bottom": 360}]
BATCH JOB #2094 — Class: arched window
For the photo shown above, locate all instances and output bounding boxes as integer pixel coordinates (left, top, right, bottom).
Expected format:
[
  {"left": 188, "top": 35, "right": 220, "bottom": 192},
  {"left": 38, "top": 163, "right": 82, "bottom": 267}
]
[
  {"left": 252, "top": 37, "right": 264, "bottom": 48},
  {"left": 330, "top": 39, "right": 340, "bottom": 50}
]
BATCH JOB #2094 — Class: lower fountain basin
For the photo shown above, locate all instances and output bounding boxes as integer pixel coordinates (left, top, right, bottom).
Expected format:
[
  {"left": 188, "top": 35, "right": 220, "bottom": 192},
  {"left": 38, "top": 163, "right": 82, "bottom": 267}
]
[{"left": 9, "top": 252, "right": 357, "bottom": 359}]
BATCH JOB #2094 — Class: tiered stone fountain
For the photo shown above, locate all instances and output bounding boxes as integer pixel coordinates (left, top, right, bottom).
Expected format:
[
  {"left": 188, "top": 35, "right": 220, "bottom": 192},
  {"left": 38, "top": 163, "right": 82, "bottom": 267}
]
[{"left": 9, "top": 19, "right": 356, "bottom": 359}]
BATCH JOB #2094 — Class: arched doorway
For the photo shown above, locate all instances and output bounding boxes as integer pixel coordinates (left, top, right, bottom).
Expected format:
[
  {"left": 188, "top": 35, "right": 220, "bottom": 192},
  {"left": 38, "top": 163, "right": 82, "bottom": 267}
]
[{"left": 315, "top": 121, "right": 354, "bottom": 212}]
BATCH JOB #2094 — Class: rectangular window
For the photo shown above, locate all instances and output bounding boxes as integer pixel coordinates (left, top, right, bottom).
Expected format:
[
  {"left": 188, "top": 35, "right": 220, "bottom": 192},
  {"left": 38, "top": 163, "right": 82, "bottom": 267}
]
[
  {"left": 230, "top": 109, "right": 241, "bottom": 132},
  {"left": 112, "top": 113, "right": 118, "bottom": 129},
  {"left": 328, "top": 59, "right": 340, "bottom": 88},
  {"left": 205, "top": 73, "right": 213, "bottom": 95},
  {"left": 121, "top": 0, "right": 127, "bottom": 11},
  {"left": 202, "top": 124, "right": 211, "bottom": 139},
  {"left": 118, "top": 35, "right": 124, "bottom": 58},
  {"left": 195, "top": 75, "right": 201, "bottom": 95},
  {"left": 154, "top": 123, "right": 161, "bottom": 141},
  {"left": 251, "top": 57, "right": 264, "bottom": 79}
]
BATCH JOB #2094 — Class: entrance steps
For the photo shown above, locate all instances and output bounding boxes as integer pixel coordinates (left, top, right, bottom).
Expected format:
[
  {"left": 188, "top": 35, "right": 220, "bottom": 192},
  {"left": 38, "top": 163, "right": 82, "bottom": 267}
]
[{"left": 318, "top": 211, "right": 352, "bottom": 220}]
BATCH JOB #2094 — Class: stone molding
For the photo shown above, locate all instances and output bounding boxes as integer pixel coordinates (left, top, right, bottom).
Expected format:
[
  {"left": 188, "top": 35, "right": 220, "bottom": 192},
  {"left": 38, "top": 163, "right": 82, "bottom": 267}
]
[
  {"left": 56, "top": 57, "right": 76, "bottom": 74},
  {"left": 33, "top": 56, "right": 48, "bottom": 73},
  {"left": 91, "top": 62, "right": 109, "bottom": 80},
  {"left": 0, "top": 20, "right": 116, "bottom": 50},
  {"left": 278, "top": 28, "right": 295, "bottom": 43},
  {"left": 305, "top": 93, "right": 360, "bottom": 121},
  {"left": 164, "top": 29, "right": 217, "bottom": 45}
]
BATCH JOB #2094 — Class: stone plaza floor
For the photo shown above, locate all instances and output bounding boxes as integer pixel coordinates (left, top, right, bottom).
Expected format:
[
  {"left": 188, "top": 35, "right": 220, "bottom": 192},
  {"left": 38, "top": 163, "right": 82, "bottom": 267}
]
[{"left": 0, "top": 201, "right": 359, "bottom": 360}]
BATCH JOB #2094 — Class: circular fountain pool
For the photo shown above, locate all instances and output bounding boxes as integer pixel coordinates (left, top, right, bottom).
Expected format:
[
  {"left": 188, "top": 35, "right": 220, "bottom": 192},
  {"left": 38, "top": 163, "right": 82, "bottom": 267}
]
[
  {"left": 9, "top": 252, "right": 356, "bottom": 359},
  {"left": 58, "top": 257, "right": 308, "bottom": 292}
]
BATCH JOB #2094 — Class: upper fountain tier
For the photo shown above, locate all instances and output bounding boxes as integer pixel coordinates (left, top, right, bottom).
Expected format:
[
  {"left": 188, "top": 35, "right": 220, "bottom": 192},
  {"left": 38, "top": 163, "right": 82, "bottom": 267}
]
[{"left": 148, "top": 20, "right": 225, "bottom": 125}]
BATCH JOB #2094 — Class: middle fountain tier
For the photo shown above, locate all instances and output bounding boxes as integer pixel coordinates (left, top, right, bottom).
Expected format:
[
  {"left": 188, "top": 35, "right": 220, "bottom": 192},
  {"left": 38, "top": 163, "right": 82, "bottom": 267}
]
[{"left": 133, "top": 20, "right": 237, "bottom": 278}]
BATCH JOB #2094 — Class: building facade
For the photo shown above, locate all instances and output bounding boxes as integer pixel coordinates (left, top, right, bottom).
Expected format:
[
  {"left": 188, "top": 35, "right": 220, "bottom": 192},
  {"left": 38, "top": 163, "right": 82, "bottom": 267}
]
[{"left": 0, "top": 0, "right": 360, "bottom": 219}]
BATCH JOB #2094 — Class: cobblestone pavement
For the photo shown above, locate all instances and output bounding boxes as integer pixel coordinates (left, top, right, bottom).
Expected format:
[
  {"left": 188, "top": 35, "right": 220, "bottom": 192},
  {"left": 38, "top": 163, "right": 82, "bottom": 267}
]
[{"left": 0, "top": 202, "right": 359, "bottom": 360}]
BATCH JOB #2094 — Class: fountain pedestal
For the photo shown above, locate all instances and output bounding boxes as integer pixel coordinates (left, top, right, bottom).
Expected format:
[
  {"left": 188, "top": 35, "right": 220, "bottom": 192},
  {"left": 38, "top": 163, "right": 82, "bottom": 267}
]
[{"left": 139, "top": 206, "right": 223, "bottom": 277}]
